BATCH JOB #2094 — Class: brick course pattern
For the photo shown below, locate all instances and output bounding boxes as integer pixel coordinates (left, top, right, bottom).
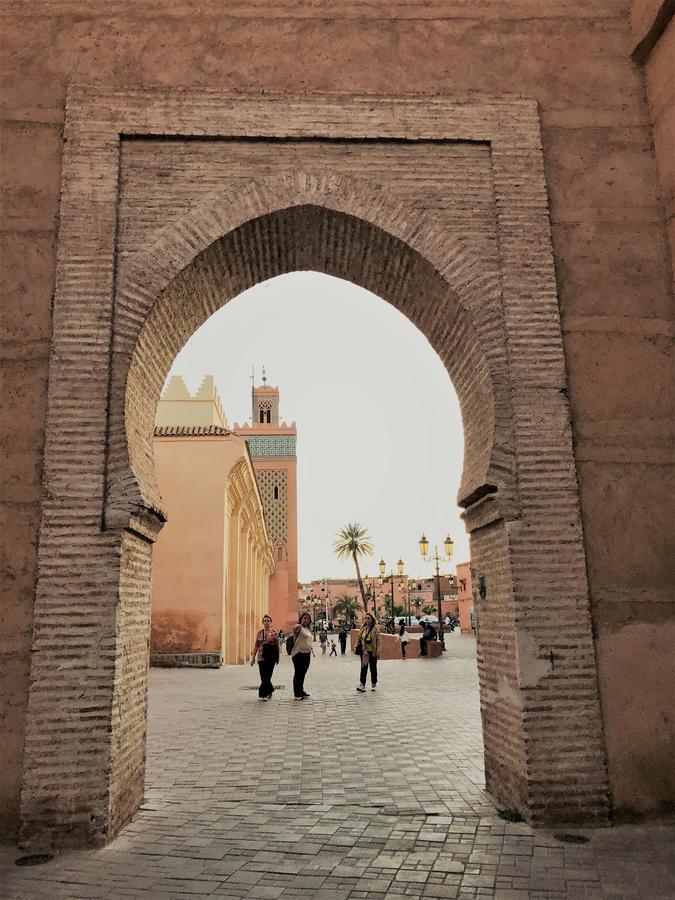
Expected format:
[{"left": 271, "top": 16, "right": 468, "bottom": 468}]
[{"left": 20, "top": 90, "right": 609, "bottom": 847}]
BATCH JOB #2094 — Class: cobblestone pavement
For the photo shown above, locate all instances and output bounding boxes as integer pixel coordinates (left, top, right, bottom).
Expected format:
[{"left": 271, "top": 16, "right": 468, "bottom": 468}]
[{"left": 3, "top": 636, "right": 674, "bottom": 899}]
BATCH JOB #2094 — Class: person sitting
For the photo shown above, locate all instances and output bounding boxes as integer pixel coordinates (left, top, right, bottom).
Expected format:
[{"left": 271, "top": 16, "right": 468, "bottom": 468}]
[{"left": 419, "top": 621, "right": 437, "bottom": 656}]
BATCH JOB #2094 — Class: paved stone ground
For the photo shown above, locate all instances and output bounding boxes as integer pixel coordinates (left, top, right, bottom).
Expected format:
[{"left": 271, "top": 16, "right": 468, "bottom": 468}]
[{"left": 3, "top": 635, "right": 674, "bottom": 899}]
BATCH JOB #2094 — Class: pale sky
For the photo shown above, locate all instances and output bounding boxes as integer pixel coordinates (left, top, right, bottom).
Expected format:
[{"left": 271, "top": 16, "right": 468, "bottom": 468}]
[{"left": 166, "top": 272, "right": 469, "bottom": 582}]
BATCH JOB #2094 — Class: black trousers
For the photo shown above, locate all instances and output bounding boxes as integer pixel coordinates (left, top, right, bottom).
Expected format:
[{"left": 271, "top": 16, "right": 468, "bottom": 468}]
[
  {"left": 359, "top": 651, "right": 378, "bottom": 686},
  {"left": 258, "top": 660, "right": 276, "bottom": 698},
  {"left": 339, "top": 636, "right": 347, "bottom": 655},
  {"left": 401, "top": 640, "right": 408, "bottom": 658},
  {"left": 419, "top": 637, "right": 428, "bottom": 656},
  {"left": 292, "top": 652, "right": 311, "bottom": 697}
]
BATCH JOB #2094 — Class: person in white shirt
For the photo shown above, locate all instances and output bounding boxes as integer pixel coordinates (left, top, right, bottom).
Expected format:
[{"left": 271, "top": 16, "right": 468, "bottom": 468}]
[
  {"left": 290, "top": 611, "right": 315, "bottom": 700},
  {"left": 396, "top": 620, "right": 410, "bottom": 658}
]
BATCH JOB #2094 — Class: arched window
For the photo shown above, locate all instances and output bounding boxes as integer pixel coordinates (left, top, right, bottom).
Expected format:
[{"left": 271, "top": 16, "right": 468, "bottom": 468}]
[
  {"left": 277, "top": 545, "right": 284, "bottom": 562},
  {"left": 273, "top": 484, "right": 279, "bottom": 500},
  {"left": 266, "top": 409, "right": 271, "bottom": 423},
  {"left": 259, "top": 409, "right": 265, "bottom": 423}
]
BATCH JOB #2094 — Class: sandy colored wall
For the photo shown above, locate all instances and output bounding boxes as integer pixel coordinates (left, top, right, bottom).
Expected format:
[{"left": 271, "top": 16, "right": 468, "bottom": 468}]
[
  {"left": 456, "top": 563, "right": 474, "bottom": 636},
  {"left": 151, "top": 438, "right": 229, "bottom": 656},
  {"left": 154, "top": 400, "right": 226, "bottom": 428},
  {"left": 1, "top": 0, "right": 673, "bottom": 837}
]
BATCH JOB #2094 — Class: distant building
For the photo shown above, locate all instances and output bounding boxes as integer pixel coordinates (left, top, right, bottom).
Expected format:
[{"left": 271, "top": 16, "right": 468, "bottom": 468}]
[
  {"left": 300, "top": 578, "right": 361, "bottom": 621},
  {"left": 234, "top": 372, "right": 299, "bottom": 631},
  {"left": 156, "top": 374, "right": 227, "bottom": 428},
  {"left": 456, "top": 562, "right": 474, "bottom": 635},
  {"left": 151, "top": 378, "right": 274, "bottom": 666},
  {"left": 408, "top": 575, "right": 458, "bottom": 619}
]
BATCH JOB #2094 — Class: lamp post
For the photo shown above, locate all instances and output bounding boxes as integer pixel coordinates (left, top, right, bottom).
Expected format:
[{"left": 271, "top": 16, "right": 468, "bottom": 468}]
[
  {"left": 364, "top": 576, "right": 376, "bottom": 619},
  {"left": 309, "top": 594, "right": 321, "bottom": 640},
  {"left": 379, "top": 557, "right": 404, "bottom": 633},
  {"left": 320, "top": 579, "right": 331, "bottom": 628},
  {"left": 418, "top": 533, "right": 454, "bottom": 651},
  {"left": 400, "top": 577, "right": 410, "bottom": 625}
]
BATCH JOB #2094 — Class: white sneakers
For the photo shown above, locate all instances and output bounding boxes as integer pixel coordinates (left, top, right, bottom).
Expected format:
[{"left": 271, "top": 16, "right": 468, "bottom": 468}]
[{"left": 356, "top": 684, "right": 366, "bottom": 692}]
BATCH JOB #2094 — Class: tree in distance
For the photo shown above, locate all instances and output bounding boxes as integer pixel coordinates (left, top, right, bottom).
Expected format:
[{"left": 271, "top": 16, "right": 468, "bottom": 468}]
[
  {"left": 332, "top": 594, "right": 362, "bottom": 623},
  {"left": 422, "top": 604, "right": 436, "bottom": 615},
  {"left": 333, "top": 523, "right": 374, "bottom": 613}
]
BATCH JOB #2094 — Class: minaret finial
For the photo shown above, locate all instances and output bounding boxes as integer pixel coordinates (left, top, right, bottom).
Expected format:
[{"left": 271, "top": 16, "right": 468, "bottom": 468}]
[{"left": 262, "top": 366, "right": 267, "bottom": 384}]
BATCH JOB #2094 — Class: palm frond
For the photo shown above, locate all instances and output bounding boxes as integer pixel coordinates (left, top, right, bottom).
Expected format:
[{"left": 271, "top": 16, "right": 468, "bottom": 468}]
[{"left": 332, "top": 522, "right": 375, "bottom": 559}]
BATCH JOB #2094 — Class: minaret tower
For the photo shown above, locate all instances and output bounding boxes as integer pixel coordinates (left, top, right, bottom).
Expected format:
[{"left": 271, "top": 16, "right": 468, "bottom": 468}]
[{"left": 235, "top": 368, "right": 298, "bottom": 630}]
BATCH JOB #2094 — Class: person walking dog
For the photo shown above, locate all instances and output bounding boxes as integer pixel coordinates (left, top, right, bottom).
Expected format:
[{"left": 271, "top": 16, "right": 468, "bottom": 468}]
[
  {"left": 355, "top": 613, "right": 381, "bottom": 692},
  {"left": 250, "top": 614, "right": 280, "bottom": 700},
  {"left": 290, "top": 611, "right": 314, "bottom": 700}
]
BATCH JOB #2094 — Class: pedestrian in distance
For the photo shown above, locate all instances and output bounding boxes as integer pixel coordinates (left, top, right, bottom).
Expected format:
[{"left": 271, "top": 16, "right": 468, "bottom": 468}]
[
  {"left": 291, "top": 611, "right": 314, "bottom": 700},
  {"left": 329, "top": 639, "right": 337, "bottom": 656},
  {"left": 396, "top": 620, "right": 410, "bottom": 658},
  {"left": 355, "top": 612, "right": 381, "bottom": 692},
  {"left": 250, "top": 614, "right": 280, "bottom": 701},
  {"left": 319, "top": 627, "right": 328, "bottom": 654},
  {"left": 338, "top": 626, "right": 348, "bottom": 655}
]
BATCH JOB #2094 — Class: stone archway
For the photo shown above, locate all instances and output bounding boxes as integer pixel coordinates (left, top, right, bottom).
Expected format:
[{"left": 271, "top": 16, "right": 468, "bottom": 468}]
[{"left": 20, "top": 89, "right": 610, "bottom": 848}]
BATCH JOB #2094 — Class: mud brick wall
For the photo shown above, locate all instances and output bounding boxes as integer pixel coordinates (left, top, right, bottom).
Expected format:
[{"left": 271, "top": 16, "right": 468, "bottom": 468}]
[{"left": 1, "top": 0, "right": 673, "bottom": 840}]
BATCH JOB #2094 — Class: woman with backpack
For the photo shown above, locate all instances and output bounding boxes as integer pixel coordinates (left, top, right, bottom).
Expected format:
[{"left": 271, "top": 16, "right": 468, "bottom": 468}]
[
  {"left": 250, "top": 614, "right": 280, "bottom": 701},
  {"left": 289, "top": 611, "right": 314, "bottom": 700},
  {"left": 355, "top": 613, "right": 381, "bottom": 692}
]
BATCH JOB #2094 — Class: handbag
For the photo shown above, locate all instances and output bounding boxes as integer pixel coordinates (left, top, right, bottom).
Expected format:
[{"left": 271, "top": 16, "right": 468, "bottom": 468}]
[{"left": 354, "top": 640, "right": 363, "bottom": 656}]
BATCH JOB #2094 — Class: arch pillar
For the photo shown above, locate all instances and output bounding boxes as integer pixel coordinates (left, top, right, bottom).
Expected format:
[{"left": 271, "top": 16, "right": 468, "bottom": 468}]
[{"left": 19, "top": 89, "right": 610, "bottom": 847}]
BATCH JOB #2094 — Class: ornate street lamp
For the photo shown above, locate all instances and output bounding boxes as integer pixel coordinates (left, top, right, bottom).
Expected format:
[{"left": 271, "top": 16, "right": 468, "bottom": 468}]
[
  {"left": 418, "top": 533, "right": 454, "bottom": 651},
  {"left": 379, "top": 557, "right": 404, "bottom": 633}
]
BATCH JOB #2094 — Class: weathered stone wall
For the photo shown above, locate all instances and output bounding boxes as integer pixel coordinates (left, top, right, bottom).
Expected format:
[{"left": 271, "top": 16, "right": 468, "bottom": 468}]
[
  {"left": 1, "top": 0, "right": 673, "bottom": 840},
  {"left": 14, "top": 90, "right": 611, "bottom": 843}
]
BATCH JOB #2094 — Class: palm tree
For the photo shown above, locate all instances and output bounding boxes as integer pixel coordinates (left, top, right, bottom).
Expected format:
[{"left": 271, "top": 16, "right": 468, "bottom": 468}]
[
  {"left": 422, "top": 604, "right": 436, "bottom": 616},
  {"left": 332, "top": 594, "right": 362, "bottom": 623},
  {"left": 333, "top": 522, "right": 374, "bottom": 613}
]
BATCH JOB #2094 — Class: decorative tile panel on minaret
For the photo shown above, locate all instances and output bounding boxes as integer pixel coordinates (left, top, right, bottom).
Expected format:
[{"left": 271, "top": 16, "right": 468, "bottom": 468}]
[{"left": 235, "top": 370, "right": 298, "bottom": 630}]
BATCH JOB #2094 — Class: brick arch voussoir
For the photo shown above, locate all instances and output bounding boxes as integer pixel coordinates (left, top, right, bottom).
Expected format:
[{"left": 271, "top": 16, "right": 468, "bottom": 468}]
[{"left": 108, "top": 173, "right": 513, "bottom": 534}]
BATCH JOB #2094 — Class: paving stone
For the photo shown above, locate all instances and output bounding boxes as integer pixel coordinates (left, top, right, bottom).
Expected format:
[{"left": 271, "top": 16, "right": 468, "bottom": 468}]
[{"left": 3, "top": 651, "right": 674, "bottom": 898}]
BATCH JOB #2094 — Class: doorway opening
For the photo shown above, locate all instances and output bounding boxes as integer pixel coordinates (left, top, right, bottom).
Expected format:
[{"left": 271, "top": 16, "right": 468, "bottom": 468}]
[{"left": 22, "top": 178, "right": 608, "bottom": 848}]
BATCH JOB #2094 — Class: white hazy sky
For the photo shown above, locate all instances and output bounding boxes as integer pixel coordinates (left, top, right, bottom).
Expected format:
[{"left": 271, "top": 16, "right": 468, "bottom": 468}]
[{"left": 166, "top": 272, "right": 469, "bottom": 582}]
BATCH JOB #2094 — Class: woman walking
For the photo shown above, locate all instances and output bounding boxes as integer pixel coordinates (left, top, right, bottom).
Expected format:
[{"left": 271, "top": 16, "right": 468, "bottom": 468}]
[
  {"left": 355, "top": 613, "right": 381, "bottom": 693},
  {"left": 250, "top": 614, "right": 280, "bottom": 701},
  {"left": 396, "top": 620, "right": 410, "bottom": 658},
  {"left": 291, "top": 611, "right": 314, "bottom": 700}
]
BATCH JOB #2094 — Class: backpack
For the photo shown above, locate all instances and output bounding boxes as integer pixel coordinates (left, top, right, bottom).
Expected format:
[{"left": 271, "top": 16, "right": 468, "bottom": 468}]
[
  {"left": 428, "top": 625, "right": 438, "bottom": 641},
  {"left": 286, "top": 634, "right": 294, "bottom": 655}
]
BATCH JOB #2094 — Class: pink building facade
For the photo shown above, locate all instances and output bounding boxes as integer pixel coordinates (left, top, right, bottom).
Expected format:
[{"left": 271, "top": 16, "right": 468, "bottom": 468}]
[{"left": 456, "top": 562, "right": 475, "bottom": 635}]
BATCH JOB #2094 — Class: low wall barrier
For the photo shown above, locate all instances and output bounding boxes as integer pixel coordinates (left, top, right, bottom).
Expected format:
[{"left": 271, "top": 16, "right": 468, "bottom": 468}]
[{"left": 349, "top": 630, "right": 441, "bottom": 659}]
